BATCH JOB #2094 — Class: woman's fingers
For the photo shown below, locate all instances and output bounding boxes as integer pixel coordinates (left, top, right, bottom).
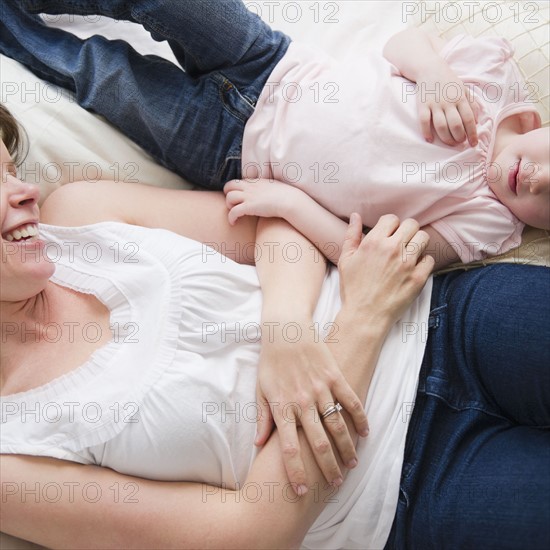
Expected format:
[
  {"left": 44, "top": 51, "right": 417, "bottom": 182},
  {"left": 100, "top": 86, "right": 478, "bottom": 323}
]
[
  {"left": 391, "top": 217, "right": 419, "bottom": 244},
  {"left": 339, "top": 212, "right": 363, "bottom": 264},
  {"left": 318, "top": 405, "right": 357, "bottom": 470},
  {"left": 254, "top": 386, "right": 274, "bottom": 447},
  {"left": 365, "top": 213, "right": 400, "bottom": 240},
  {"left": 300, "top": 404, "right": 344, "bottom": 487},
  {"left": 331, "top": 377, "right": 369, "bottom": 438},
  {"left": 273, "top": 407, "right": 308, "bottom": 496}
]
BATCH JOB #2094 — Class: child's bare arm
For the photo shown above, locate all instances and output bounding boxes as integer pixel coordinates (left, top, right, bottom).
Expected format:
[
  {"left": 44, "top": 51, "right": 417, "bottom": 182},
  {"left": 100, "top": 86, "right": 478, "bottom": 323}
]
[
  {"left": 224, "top": 179, "right": 459, "bottom": 270},
  {"left": 383, "top": 27, "right": 479, "bottom": 147},
  {"left": 224, "top": 178, "right": 349, "bottom": 264}
]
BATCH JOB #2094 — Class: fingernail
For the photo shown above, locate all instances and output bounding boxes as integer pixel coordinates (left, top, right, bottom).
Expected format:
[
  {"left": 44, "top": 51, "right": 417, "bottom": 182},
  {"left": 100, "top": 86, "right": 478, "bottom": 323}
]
[
  {"left": 296, "top": 484, "right": 308, "bottom": 496},
  {"left": 360, "top": 428, "right": 369, "bottom": 437},
  {"left": 347, "top": 458, "right": 358, "bottom": 469},
  {"left": 332, "top": 477, "right": 343, "bottom": 488}
]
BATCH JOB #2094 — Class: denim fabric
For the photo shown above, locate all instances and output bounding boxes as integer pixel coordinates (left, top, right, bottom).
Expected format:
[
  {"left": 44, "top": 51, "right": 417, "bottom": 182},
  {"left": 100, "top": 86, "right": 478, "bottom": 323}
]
[
  {"left": 0, "top": 0, "right": 291, "bottom": 188},
  {"left": 385, "top": 264, "right": 550, "bottom": 550}
]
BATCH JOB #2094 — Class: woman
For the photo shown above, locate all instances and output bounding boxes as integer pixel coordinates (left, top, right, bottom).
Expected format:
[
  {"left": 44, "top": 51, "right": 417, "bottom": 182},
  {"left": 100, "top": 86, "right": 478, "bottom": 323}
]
[
  {"left": 0, "top": 103, "right": 434, "bottom": 549},
  {"left": 2, "top": 114, "right": 549, "bottom": 550}
]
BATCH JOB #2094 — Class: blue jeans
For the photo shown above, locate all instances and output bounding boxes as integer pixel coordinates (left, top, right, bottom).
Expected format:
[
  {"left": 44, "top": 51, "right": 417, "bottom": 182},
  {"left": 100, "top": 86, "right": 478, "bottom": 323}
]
[
  {"left": 385, "top": 264, "right": 550, "bottom": 549},
  {"left": 0, "top": 0, "right": 290, "bottom": 188}
]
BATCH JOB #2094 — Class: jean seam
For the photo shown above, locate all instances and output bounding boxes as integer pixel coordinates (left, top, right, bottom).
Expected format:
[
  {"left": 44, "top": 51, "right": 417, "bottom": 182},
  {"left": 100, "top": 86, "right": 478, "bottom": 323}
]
[
  {"left": 215, "top": 76, "right": 253, "bottom": 123},
  {"left": 132, "top": 9, "right": 204, "bottom": 72},
  {"left": 216, "top": 155, "right": 242, "bottom": 184},
  {"left": 423, "top": 390, "right": 519, "bottom": 423}
]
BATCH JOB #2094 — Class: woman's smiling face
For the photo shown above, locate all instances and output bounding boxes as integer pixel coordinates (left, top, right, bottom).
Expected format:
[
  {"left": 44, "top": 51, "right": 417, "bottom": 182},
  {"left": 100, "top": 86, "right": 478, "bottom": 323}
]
[{"left": 1, "top": 140, "right": 54, "bottom": 302}]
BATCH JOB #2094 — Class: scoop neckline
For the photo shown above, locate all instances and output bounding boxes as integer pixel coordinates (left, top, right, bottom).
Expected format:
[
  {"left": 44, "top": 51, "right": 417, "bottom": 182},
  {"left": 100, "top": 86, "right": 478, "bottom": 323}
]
[{"left": 0, "top": 260, "right": 131, "bottom": 402}]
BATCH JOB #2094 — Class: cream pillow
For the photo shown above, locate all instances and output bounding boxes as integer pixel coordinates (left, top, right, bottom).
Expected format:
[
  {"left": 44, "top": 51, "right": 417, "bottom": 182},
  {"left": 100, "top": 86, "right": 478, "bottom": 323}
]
[{"left": 0, "top": 54, "right": 193, "bottom": 204}]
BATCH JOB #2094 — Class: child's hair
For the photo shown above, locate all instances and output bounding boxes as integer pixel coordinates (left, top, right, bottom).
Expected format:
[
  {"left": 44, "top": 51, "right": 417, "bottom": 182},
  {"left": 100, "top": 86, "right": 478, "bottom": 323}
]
[{"left": 0, "top": 103, "right": 27, "bottom": 165}]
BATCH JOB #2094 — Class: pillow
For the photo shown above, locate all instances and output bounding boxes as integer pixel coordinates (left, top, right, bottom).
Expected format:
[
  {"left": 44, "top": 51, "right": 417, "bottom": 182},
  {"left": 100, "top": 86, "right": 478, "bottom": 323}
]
[
  {"left": 407, "top": 0, "right": 549, "bottom": 126},
  {"left": 1, "top": 54, "right": 193, "bottom": 204}
]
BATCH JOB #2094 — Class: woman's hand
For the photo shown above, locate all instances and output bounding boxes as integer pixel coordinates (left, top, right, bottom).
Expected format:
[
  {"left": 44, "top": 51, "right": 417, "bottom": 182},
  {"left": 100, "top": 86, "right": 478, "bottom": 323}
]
[
  {"left": 254, "top": 318, "right": 368, "bottom": 495},
  {"left": 224, "top": 178, "right": 295, "bottom": 225},
  {"left": 338, "top": 213, "right": 434, "bottom": 329},
  {"left": 416, "top": 64, "right": 480, "bottom": 147}
]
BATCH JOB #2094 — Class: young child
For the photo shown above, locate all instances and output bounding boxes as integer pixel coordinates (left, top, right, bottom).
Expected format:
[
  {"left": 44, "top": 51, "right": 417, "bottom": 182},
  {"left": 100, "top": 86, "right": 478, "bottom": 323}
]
[
  {"left": 224, "top": 28, "right": 549, "bottom": 270},
  {"left": 2, "top": 3, "right": 548, "bottom": 271}
]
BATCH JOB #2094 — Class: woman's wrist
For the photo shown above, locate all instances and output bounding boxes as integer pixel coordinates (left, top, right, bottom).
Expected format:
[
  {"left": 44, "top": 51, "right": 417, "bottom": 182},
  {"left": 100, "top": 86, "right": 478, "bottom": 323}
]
[{"left": 335, "top": 305, "right": 393, "bottom": 343}]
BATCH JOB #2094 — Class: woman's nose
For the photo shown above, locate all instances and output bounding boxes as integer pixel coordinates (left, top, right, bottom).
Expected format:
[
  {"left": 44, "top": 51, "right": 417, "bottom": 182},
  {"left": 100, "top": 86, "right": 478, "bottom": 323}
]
[{"left": 8, "top": 177, "right": 40, "bottom": 207}]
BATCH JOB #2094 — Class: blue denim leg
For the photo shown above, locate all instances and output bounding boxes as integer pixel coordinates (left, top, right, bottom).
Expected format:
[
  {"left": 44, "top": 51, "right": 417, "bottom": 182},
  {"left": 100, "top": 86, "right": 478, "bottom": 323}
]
[
  {"left": 385, "top": 264, "right": 550, "bottom": 550},
  {"left": 0, "top": 0, "right": 290, "bottom": 188}
]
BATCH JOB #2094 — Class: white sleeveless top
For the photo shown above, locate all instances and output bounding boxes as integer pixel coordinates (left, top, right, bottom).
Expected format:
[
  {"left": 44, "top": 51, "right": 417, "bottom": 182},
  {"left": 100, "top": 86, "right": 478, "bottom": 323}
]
[{"left": 0, "top": 222, "right": 432, "bottom": 549}]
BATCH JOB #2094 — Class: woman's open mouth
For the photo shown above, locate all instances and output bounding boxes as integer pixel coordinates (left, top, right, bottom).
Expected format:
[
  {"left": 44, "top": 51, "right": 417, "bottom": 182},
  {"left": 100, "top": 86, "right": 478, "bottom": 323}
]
[
  {"left": 2, "top": 223, "right": 40, "bottom": 243},
  {"left": 508, "top": 161, "right": 520, "bottom": 195}
]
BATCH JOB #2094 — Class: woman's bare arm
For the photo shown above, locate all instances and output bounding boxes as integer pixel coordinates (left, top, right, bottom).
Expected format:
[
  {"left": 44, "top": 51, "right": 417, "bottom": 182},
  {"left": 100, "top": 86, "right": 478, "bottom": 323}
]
[
  {"left": 40, "top": 180, "right": 258, "bottom": 265},
  {"left": 252, "top": 217, "right": 368, "bottom": 496}
]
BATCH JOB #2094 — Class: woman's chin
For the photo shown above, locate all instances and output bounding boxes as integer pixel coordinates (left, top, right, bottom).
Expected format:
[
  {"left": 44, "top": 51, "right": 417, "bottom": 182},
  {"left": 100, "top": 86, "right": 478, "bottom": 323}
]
[{"left": 0, "top": 259, "right": 55, "bottom": 302}]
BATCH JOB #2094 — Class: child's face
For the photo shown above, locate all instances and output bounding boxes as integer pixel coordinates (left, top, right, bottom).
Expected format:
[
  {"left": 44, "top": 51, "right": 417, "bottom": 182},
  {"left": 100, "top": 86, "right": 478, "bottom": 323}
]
[{"left": 487, "top": 126, "right": 550, "bottom": 229}]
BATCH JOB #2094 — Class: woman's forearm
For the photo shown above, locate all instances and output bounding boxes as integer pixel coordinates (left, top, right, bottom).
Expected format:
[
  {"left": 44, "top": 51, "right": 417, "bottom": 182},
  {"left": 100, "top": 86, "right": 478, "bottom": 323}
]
[
  {"left": 255, "top": 216, "right": 326, "bottom": 318},
  {"left": 253, "top": 217, "right": 368, "bottom": 492}
]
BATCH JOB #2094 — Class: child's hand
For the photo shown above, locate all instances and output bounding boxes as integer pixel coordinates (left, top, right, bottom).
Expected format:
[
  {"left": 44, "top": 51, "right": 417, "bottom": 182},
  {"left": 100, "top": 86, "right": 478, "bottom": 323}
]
[
  {"left": 416, "top": 65, "right": 480, "bottom": 147},
  {"left": 223, "top": 178, "right": 293, "bottom": 225}
]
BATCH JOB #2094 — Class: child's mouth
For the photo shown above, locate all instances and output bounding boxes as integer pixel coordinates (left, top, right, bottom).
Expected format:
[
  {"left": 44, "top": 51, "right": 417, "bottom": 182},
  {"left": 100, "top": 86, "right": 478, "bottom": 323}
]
[{"left": 508, "top": 160, "right": 520, "bottom": 195}]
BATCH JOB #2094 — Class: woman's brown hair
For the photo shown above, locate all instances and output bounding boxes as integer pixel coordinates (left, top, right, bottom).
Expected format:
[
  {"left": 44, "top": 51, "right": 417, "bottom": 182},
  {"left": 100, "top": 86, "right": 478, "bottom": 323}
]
[{"left": 0, "top": 103, "right": 27, "bottom": 165}]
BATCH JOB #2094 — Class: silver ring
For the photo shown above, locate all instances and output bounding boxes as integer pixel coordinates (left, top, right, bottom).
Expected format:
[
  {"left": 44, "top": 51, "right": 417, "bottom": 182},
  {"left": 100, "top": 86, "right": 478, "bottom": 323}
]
[{"left": 321, "top": 402, "right": 343, "bottom": 420}]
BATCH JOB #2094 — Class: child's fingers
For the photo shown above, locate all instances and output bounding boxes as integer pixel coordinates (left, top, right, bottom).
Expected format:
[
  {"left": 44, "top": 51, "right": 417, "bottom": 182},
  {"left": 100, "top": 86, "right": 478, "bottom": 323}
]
[
  {"left": 444, "top": 108, "right": 466, "bottom": 144},
  {"left": 457, "top": 101, "right": 478, "bottom": 147},
  {"left": 223, "top": 179, "right": 244, "bottom": 195},
  {"left": 418, "top": 104, "right": 434, "bottom": 143},
  {"left": 227, "top": 204, "right": 246, "bottom": 225},
  {"left": 225, "top": 189, "right": 244, "bottom": 209},
  {"left": 432, "top": 109, "right": 454, "bottom": 146}
]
